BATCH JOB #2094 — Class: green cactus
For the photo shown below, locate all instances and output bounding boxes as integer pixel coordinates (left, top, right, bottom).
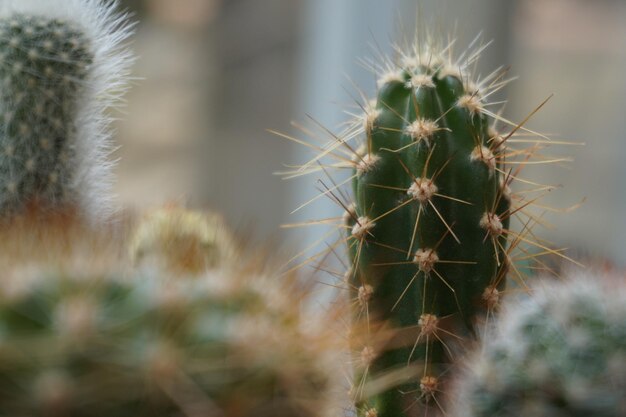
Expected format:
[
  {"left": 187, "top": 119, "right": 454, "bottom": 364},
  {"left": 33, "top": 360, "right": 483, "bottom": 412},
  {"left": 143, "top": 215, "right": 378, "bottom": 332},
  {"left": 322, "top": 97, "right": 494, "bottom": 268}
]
[
  {"left": 278, "top": 33, "right": 568, "bottom": 416},
  {"left": 341, "top": 41, "right": 514, "bottom": 416},
  {"left": 0, "top": 211, "right": 337, "bottom": 417},
  {"left": 0, "top": 0, "right": 134, "bottom": 220},
  {"left": 0, "top": 14, "right": 92, "bottom": 212},
  {"left": 452, "top": 271, "right": 626, "bottom": 417}
]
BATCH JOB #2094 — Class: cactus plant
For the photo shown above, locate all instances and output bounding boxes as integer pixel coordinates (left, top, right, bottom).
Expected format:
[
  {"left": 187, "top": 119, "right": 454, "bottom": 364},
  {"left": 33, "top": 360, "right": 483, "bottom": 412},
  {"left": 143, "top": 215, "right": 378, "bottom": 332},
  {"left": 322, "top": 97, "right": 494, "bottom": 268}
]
[
  {"left": 0, "top": 209, "right": 340, "bottom": 417},
  {"left": 279, "top": 33, "right": 567, "bottom": 417},
  {"left": 0, "top": 0, "right": 133, "bottom": 220},
  {"left": 344, "top": 40, "right": 515, "bottom": 417},
  {"left": 451, "top": 270, "right": 626, "bottom": 417},
  {"left": 129, "top": 206, "right": 239, "bottom": 274}
]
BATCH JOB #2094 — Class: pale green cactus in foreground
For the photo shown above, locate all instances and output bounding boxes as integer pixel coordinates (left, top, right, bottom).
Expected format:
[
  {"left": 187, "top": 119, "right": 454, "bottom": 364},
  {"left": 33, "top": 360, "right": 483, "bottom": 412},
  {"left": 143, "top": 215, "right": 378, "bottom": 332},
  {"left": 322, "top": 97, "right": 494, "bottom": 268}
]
[
  {"left": 0, "top": 210, "right": 340, "bottom": 417},
  {"left": 452, "top": 270, "right": 626, "bottom": 417}
]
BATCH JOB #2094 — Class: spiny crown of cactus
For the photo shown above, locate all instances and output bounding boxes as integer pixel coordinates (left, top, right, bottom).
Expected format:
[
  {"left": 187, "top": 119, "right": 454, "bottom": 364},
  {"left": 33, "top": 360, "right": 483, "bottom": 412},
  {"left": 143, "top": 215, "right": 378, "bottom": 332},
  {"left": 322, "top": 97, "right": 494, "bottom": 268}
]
[
  {"left": 280, "top": 32, "right": 568, "bottom": 417},
  {"left": 452, "top": 270, "right": 626, "bottom": 417},
  {"left": 129, "top": 206, "right": 239, "bottom": 274},
  {"left": 0, "top": 0, "right": 133, "bottom": 220},
  {"left": 0, "top": 210, "right": 340, "bottom": 417}
]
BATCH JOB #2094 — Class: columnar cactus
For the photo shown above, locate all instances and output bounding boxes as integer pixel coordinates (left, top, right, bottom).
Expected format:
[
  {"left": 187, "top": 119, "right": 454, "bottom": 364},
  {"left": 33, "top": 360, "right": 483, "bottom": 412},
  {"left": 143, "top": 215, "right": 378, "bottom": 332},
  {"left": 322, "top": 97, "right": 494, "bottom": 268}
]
[
  {"left": 0, "top": 0, "right": 133, "bottom": 219},
  {"left": 0, "top": 210, "right": 339, "bottom": 417},
  {"left": 281, "top": 34, "right": 563, "bottom": 417},
  {"left": 452, "top": 271, "right": 626, "bottom": 416}
]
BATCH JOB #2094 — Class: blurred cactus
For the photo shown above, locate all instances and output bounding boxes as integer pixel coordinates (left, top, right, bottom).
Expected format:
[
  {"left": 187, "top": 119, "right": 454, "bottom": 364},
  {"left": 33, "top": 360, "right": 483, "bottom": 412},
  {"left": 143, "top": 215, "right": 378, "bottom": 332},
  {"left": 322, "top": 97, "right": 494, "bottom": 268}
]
[
  {"left": 451, "top": 271, "right": 626, "bottom": 417},
  {"left": 130, "top": 206, "right": 238, "bottom": 274},
  {"left": 0, "top": 0, "right": 133, "bottom": 220},
  {"left": 0, "top": 210, "right": 340, "bottom": 417}
]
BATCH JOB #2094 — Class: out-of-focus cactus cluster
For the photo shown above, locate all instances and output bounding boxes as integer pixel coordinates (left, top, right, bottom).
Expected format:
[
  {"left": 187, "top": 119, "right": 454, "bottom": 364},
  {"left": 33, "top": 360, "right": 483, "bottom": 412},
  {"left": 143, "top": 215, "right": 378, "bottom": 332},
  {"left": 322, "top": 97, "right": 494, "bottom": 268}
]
[
  {"left": 0, "top": 2, "right": 340, "bottom": 416},
  {"left": 0, "top": 208, "right": 340, "bottom": 417}
]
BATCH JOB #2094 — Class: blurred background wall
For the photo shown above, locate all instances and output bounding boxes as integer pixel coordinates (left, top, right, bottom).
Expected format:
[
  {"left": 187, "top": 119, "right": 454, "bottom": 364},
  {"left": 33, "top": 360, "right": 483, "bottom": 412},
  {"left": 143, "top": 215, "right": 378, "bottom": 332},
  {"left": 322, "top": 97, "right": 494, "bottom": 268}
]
[{"left": 113, "top": 0, "right": 626, "bottom": 266}]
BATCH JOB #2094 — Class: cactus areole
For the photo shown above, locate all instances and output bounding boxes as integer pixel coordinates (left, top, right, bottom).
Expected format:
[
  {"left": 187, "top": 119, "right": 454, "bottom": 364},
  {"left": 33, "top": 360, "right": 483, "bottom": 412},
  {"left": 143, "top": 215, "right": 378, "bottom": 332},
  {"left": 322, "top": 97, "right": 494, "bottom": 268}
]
[{"left": 347, "top": 52, "right": 511, "bottom": 416}]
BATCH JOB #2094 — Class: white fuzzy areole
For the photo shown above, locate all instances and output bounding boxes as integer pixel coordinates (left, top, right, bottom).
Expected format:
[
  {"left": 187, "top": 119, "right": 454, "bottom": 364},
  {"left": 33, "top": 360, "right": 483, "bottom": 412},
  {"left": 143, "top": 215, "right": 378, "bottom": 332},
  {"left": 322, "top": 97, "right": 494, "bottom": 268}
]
[
  {"left": 471, "top": 145, "right": 496, "bottom": 173},
  {"left": 405, "top": 73, "right": 435, "bottom": 89},
  {"left": 413, "top": 248, "right": 439, "bottom": 273},
  {"left": 1, "top": 0, "right": 135, "bottom": 223},
  {"left": 480, "top": 212, "right": 503, "bottom": 237},
  {"left": 360, "top": 345, "right": 376, "bottom": 367},
  {"left": 407, "top": 177, "right": 438, "bottom": 204},
  {"left": 356, "top": 153, "right": 380, "bottom": 176},
  {"left": 418, "top": 313, "right": 438, "bottom": 337},
  {"left": 457, "top": 94, "right": 483, "bottom": 116},
  {"left": 405, "top": 118, "right": 439, "bottom": 144},
  {"left": 420, "top": 375, "right": 438, "bottom": 399},
  {"left": 357, "top": 284, "right": 374, "bottom": 306},
  {"left": 482, "top": 286, "right": 500, "bottom": 309},
  {"left": 376, "top": 70, "right": 403, "bottom": 89},
  {"left": 351, "top": 216, "right": 375, "bottom": 240}
]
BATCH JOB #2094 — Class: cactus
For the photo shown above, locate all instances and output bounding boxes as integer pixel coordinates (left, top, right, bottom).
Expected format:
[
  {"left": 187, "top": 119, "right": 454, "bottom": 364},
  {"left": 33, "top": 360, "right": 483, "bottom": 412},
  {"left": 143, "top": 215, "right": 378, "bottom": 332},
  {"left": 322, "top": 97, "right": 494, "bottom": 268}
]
[
  {"left": 344, "top": 41, "right": 515, "bottom": 416},
  {"left": 129, "top": 206, "right": 239, "bottom": 274},
  {"left": 451, "top": 270, "right": 626, "bottom": 417},
  {"left": 0, "top": 209, "right": 339, "bottom": 417},
  {"left": 279, "top": 33, "right": 567, "bottom": 417},
  {"left": 0, "top": 0, "right": 133, "bottom": 220}
]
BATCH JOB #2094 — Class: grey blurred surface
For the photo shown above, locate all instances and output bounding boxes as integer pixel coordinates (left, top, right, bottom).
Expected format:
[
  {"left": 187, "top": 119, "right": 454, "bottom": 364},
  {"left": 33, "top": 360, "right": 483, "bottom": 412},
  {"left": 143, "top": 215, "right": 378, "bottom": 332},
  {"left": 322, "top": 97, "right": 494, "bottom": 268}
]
[{"left": 113, "top": 0, "right": 626, "bottom": 264}]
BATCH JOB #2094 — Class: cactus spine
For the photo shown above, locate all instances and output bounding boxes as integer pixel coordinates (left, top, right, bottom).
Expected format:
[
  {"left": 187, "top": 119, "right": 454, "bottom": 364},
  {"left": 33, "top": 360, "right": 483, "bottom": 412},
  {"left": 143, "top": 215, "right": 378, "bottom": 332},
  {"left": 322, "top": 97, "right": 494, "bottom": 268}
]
[
  {"left": 452, "top": 271, "right": 626, "bottom": 417},
  {"left": 0, "top": 0, "right": 133, "bottom": 220}
]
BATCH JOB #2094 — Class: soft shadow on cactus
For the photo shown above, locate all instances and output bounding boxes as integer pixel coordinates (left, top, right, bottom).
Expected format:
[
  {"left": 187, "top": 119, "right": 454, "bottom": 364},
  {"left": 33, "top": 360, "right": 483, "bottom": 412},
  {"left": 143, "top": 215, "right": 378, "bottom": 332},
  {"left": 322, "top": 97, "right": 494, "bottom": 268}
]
[
  {"left": 0, "top": 0, "right": 133, "bottom": 220},
  {"left": 451, "top": 270, "right": 626, "bottom": 416},
  {"left": 279, "top": 30, "right": 572, "bottom": 417},
  {"left": 0, "top": 209, "right": 341, "bottom": 417}
]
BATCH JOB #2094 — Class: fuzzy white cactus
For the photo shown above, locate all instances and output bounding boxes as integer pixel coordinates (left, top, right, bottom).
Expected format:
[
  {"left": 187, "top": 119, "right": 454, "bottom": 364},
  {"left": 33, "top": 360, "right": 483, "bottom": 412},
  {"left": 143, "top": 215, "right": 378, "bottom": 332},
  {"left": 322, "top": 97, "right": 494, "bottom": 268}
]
[
  {"left": 0, "top": 0, "right": 133, "bottom": 220},
  {"left": 451, "top": 269, "right": 626, "bottom": 417}
]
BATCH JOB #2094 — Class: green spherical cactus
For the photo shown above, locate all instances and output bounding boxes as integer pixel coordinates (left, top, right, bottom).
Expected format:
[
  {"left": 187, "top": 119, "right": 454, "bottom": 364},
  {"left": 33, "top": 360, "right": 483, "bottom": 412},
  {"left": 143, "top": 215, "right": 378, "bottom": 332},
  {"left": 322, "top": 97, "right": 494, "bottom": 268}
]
[
  {"left": 451, "top": 271, "right": 626, "bottom": 417},
  {"left": 0, "top": 0, "right": 133, "bottom": 220},
  {"left": 0, "top": 212, "right": 339, "bottom": 417}
]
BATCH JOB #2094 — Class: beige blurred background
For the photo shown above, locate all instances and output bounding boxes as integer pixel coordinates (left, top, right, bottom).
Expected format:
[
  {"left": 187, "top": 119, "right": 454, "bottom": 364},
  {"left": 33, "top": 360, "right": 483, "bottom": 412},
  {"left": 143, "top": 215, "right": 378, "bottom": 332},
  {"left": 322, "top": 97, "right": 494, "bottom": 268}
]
[{"left": 113, "top": 0, "right": 626, "bottom": 265}]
